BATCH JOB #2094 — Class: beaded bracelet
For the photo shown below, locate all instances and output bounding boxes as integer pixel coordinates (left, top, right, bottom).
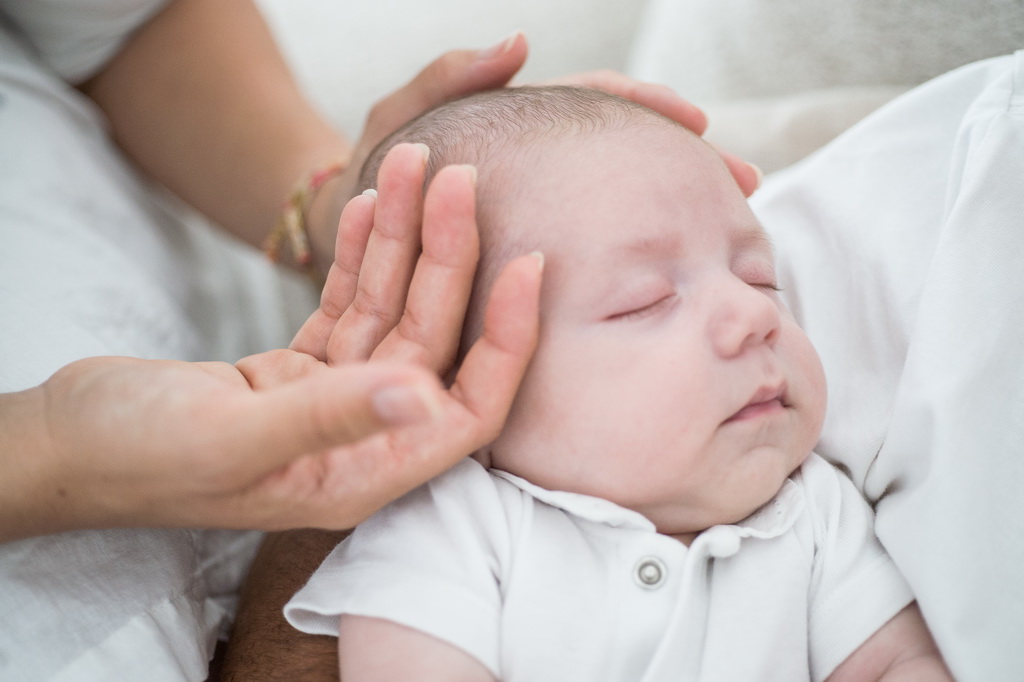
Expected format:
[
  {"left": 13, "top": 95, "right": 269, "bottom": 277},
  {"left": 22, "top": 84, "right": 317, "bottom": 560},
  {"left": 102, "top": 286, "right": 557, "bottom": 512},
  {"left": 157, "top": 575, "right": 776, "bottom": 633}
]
[{"left": 263, "top": 160, "right": 346, "bottom": 277}]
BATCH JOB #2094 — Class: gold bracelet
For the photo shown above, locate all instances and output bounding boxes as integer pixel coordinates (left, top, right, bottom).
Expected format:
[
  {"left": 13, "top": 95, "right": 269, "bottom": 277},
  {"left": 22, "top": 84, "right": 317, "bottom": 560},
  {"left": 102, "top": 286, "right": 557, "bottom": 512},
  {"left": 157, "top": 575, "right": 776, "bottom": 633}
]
[{"left": 264, "top": 160, "right": 346, "bottom": 278}]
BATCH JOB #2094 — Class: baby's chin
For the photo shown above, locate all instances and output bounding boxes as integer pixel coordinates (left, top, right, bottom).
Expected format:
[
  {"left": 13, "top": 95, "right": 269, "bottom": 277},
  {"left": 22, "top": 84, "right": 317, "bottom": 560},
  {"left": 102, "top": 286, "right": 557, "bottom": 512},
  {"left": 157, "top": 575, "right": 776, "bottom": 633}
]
[{"left": 640, "top": 478, "right": 796, "bottom": 541}]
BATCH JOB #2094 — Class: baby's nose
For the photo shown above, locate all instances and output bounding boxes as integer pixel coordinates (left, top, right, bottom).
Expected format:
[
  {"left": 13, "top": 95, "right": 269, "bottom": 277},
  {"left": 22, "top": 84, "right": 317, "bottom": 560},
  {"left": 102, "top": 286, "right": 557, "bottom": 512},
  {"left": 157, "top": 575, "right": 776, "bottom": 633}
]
[{"left": 707, "top": 280, "right": 781, "bottom": 358}]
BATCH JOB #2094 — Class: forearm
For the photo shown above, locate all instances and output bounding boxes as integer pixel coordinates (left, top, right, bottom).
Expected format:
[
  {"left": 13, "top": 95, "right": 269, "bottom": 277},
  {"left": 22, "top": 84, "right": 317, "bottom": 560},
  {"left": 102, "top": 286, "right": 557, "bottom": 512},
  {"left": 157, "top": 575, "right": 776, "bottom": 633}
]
[
  {"left": 79, "top": 0, "right": 349, "bottom": 254},
  {"left": 220, "top": 529, "right": 347, "bottom": 681},
  {"left": 0, "top": 386, "right": 109, "bottom": 542},
  {"left": 0, "top": 387, "right": 63, "bottom": 542}
]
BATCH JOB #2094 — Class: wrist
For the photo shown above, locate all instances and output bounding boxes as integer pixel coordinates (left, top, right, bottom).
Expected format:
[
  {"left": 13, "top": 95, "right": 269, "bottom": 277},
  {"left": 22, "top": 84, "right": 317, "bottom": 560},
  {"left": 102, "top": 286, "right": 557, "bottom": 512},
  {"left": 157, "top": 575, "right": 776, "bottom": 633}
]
[
  {"left": 0, "top": 386, "right": 70, "bottom": 542},
  {"left": 305, "top": 172, "right": 350, "bottom": 276},
  {"left": 264, "top": 159, "right": 350, "bottom": 282}
]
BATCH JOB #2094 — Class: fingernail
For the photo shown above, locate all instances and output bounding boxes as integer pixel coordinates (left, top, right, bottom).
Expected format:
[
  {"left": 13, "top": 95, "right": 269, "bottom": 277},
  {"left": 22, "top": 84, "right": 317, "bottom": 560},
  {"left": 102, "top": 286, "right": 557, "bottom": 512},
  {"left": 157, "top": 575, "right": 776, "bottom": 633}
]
[
  {"left": 372, "top": 384, "right": 440, "bottom": 426},
  {"left": 478, "top": 30, "right": 522, "bottom": 60},
  {"left": 530, "top": 251, "right": 545, "bottom": 272},
  {"left": 413, "top": 142, "right": 430, "bottom": 164},
  {"left": 750, "top": 163, "right": 764, "bottom": 188},
  {"left": 690, "top": 103, "right": 708, "bottom": 132},
  {"left": 461, "top": 164, "right": 478, "bottom": 185},
  {"left": 361, "top": 188, "right": 378, "bottom": 198}
]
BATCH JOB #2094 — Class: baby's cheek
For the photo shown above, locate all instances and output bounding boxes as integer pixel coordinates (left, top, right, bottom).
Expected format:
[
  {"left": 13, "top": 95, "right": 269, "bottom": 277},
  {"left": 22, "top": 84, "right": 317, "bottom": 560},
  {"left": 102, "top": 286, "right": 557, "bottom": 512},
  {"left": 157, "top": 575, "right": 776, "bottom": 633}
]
[{"left": 798, "top": 340, "right": 828, "bottom": 435}]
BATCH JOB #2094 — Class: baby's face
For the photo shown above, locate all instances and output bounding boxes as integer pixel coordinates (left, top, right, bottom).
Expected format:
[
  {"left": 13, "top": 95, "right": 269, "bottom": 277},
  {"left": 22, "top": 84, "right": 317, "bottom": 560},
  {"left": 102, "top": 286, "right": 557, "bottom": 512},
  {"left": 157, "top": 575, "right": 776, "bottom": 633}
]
[{"left": 482, "top": 122, "right": 827, "bottom": 541}]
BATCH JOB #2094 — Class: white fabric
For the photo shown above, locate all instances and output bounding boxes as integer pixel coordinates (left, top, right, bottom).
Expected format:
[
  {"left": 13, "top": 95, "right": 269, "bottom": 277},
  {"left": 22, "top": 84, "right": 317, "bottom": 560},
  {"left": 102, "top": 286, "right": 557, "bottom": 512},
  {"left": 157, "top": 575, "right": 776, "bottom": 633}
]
[
  {"left": 255, "top": 0, "right": 647, "bottom": 139},
  {"left": 0, "top": 0, "right": 168, "bottom": 83},
  {"left": 0, "top": 7, "right": 317, "bottom": 680},
  {"left": 629, "top": 0, "right": 1024, "bottom": 103},
  {"left": 751, "top": 52, "right": 1024, "bottom": 680},
  {"left": 627, "top": 1, "right": 1024, "bottom": 174},
  {"left": 287, "top": 455, "right": 913, "bottom": 681}
]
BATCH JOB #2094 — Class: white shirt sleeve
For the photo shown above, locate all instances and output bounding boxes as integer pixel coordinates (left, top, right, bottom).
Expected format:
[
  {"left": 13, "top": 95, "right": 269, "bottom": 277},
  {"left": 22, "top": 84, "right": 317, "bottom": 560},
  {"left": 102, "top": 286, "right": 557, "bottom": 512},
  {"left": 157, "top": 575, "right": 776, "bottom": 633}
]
[
  {"left": 0, "top": 0, "right": 169, "bottom": 82},
  {"left": 799, "top": 456, "right": 915, "bottom": 680},
  {"left": 285, "top": 459, "right": 515, "bottom": 677}
]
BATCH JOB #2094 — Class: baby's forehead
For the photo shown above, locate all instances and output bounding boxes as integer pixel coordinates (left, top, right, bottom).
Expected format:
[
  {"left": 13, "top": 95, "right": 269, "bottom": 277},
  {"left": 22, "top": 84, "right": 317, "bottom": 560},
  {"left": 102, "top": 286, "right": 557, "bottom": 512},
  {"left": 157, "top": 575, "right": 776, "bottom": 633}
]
[
  {"left": 482, "top": 121, "right": 726, "bottom": 216},
  {"left": 477, "top": 123, "right": 764, "bottom": 275},
  {"left": 478, "top": 119, "right": 712, "bottom": 201}
]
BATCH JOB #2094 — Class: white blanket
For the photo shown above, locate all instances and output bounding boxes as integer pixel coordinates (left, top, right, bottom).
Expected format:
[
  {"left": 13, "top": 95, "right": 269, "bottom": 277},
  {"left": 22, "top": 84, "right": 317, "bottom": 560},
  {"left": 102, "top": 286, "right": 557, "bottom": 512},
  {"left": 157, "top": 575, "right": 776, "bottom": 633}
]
[{"left": 753, "top": 52, "right": 1024, "bottom": 679}]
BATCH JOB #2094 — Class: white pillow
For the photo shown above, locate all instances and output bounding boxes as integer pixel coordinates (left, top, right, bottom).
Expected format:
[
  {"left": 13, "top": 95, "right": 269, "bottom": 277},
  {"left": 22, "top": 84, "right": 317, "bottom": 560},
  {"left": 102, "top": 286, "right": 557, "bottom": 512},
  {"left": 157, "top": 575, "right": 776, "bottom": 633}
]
[
  {"left": 627, "top": 0, "right": 1024, "bottom": 173},
  {"left": 255, "top": 0, "right": 647, "bottom": 139},
  {"left": 751, "top": 51, "right": 1024, "bottom": 680},
  {"left": 629, "top": 0, "right": 1024, "bottom": 102},
  {"left": 0, "top": 0, "right": 168, "bottom": 83}
]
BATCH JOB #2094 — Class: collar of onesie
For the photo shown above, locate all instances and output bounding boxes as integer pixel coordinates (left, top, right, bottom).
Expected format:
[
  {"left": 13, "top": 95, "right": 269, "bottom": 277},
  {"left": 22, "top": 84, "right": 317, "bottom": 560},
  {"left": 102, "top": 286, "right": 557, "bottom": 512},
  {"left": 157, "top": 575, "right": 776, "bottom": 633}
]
[{"left": 491, "top": 467, "right": 807, "bottom": 559}]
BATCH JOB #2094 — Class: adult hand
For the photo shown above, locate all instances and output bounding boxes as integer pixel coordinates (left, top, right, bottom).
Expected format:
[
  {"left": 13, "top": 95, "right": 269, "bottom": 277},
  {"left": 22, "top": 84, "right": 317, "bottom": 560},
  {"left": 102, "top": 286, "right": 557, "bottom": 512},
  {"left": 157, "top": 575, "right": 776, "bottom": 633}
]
[
  {"left": 220, "top": 143, "right": 540, "bottom": 679},
  {"left": 0, "top": 355, "right": 440, "bottom": 542},
  {"left": 537, "top": 69, "right": 762, "bottom": 197},
  {"left": 0, "top": 145, "right": 541, "bottom": 543},
  {"left": 249, "top": 143, "right": 543, "bottom": 529}
]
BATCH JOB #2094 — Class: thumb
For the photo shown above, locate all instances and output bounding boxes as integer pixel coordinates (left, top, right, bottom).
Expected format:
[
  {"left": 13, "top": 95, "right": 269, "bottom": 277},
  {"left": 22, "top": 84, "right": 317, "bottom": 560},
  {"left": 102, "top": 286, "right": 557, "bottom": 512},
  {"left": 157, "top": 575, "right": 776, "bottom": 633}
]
[
  {"left": 359, "top": 32, "right": 529, "bottom": 145},
  {"left": 224, "top": 363, "right": 443, "bottom": 474}
]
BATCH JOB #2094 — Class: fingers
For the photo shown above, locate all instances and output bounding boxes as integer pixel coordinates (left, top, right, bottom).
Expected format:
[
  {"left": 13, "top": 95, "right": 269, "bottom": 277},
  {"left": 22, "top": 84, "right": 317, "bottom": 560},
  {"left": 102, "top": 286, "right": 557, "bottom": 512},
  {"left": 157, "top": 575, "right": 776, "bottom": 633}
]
[
  {"left": 449, "top": 252, "right": 544, "bottom": 441},
  {"left": 541, "top": 70, "right": 763, "bottom": 196},
  {"left": 328, "top": 33, "right": 529, "bottom": 240},
  {"left": 290, "top": 192, "right": 377, "bottom": 359},
  {"left": 372, "top": 164, "right": 480, "bottom": 371},
  {"left": 358, "top": 32, "right": 529, "bottom": 149},
  {"left": 235, "top": 349, "right": 322, "bottom": 389},
  {"left": 295, "top": 150, "right": 486, "bottom": 377},
  {"left": 544, "top": 70, "right": 708, "bottom": 135},
  {"left": 327, "top": 143, "right": 429, "bottom": 363},
  {"left": 703, "top": 139, "right": 763, "bottom": 198},
  {"left": 210, "top": 253, "right": 540, "bottom": 530},
  {"left": 717, "top": 147, "right": 763, "bottom": 197},
  {"left": 313, "top": 254, "right": 543, "bottom": 526},
  {"left": 224, "top": 362, "right": 443, "bottom": 478}
]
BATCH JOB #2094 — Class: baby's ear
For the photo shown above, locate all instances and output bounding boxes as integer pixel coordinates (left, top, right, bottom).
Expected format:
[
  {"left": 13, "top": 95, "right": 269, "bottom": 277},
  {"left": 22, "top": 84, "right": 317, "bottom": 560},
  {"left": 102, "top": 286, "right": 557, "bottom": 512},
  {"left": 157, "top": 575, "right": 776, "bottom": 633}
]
[{"left": 471, "top": 447, "right": 492, "bottom": 469}]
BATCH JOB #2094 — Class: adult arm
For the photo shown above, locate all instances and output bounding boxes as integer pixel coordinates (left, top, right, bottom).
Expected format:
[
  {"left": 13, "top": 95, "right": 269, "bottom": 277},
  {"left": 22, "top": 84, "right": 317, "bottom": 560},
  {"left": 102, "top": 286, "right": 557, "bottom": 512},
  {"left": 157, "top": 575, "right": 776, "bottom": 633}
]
[
  {"left": 0, "top": 354, "right": 451, "bottom": 541},
  {"left": 218, "top": 529, "right": 347, "bottom": 681},
  {"left": 76, "top": 0, "right": 534, "bottom": 273},
  {"left": 80, "top": 1, "right": 756, "bottom": 273},
  {"left": 77, "top": 0, "right": 348, "bottom": 262}
]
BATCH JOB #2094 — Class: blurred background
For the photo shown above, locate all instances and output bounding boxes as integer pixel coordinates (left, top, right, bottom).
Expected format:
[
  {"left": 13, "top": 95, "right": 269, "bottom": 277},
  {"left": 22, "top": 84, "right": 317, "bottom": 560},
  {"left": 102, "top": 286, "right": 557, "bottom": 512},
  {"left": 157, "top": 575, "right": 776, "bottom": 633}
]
[
  {"left": 256, "top": 0, "right": 645, "bottom": 139},
  {"left": 256, "top": 0, "right": 1024, "bottom": 175}
]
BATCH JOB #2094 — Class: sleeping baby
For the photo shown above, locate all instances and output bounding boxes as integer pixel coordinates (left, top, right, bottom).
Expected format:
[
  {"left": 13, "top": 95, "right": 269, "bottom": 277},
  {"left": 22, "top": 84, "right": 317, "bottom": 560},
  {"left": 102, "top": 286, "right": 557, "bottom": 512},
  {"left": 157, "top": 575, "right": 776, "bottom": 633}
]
[{"left": 285, "top": 86, "right": 952, "bottom": 681}]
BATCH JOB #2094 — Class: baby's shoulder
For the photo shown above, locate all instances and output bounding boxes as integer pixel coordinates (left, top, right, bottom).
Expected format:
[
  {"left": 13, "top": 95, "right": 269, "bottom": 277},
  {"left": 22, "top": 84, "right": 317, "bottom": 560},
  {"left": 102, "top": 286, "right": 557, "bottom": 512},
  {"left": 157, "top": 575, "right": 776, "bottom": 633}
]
[
  {"left": 391, "top": 458, "right": 544, "bottom": 533},
  {"left": 788, "top": 453, "right": 882, "bottom": 554},
  {"left": 791, "top": 452, "right": 862, "bottom": 506}
]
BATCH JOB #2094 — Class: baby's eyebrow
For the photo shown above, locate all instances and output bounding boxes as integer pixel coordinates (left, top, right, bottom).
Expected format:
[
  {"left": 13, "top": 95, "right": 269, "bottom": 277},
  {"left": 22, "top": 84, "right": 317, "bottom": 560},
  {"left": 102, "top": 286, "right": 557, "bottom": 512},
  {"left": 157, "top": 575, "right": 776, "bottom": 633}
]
[
  {"left": 734, "top": 224, "right": 776, "bottom": 258},
  {"left": 617, "top": 232, "right": 684, "bottom": 260}
]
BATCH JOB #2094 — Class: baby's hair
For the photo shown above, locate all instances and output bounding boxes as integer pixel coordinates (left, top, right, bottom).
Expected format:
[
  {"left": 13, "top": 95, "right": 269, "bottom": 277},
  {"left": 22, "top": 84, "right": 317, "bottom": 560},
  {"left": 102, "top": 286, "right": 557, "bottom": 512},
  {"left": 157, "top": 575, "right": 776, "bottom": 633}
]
[{"left": 357, "top": 85, "right": 671, "bottom": 194}]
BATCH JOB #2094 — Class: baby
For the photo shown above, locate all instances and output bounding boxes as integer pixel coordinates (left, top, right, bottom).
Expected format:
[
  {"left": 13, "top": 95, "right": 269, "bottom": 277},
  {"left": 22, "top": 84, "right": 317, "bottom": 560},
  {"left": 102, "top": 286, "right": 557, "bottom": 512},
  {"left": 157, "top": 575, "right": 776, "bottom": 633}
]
[{"left": 285, "top": 87, "right": 950, "bottom": 680}]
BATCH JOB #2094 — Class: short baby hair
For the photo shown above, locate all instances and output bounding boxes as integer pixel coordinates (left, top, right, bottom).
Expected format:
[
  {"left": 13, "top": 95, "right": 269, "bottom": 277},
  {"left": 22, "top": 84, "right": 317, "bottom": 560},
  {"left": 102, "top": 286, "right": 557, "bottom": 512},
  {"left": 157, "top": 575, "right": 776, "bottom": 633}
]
[{"left": 357, "top": 85, "right": 666, "bottom": 194}]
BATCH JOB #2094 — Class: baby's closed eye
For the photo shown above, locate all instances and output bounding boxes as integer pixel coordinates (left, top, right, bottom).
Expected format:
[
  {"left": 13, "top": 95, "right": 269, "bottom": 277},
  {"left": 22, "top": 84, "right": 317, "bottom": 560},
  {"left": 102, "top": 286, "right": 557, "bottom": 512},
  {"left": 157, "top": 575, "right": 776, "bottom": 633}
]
[{"left": 607, "top": 293, "right": 678, "bottom": 322}]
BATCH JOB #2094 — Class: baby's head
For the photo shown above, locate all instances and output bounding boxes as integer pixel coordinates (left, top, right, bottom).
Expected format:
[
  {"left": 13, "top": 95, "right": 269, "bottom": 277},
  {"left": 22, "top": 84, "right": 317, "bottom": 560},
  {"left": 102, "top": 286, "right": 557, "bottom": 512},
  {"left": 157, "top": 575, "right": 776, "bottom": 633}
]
[{"left": 362, "top": 87, "right": 827, "bottom": 542}]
